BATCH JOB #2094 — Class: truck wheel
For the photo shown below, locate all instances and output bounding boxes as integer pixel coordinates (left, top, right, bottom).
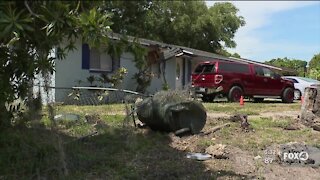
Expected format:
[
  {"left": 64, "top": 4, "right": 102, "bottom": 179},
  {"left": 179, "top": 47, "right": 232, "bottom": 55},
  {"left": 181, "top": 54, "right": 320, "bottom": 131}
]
[
  {"left": 282, "top": 87, "right": 294, "bottom": 103},
  {"left": 201, "top": 94, "right": 215, "bottom": 102},
  {"left": 228, "top": 86, "right": 243, "bottom": 102}
]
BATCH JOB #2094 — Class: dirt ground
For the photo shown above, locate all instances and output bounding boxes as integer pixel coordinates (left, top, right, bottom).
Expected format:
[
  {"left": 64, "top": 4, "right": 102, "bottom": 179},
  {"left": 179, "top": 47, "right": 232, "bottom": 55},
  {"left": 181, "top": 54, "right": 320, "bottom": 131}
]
[{"left": 166, "top": 111, "right": 320, "bottom": 180}]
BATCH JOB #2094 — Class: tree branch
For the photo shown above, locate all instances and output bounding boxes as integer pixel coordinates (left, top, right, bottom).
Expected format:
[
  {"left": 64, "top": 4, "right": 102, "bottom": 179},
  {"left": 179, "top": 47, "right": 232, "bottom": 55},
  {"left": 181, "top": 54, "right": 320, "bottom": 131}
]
[{"left": 24, "top": 1, "right": 40, "bottom": 18}]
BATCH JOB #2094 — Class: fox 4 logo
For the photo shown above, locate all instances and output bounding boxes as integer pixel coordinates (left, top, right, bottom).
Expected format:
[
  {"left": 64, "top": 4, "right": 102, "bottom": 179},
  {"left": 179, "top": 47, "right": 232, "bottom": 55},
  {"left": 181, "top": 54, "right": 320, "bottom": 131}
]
[{"left": 283, "top": 151, "right": 309, "bottom": 161}]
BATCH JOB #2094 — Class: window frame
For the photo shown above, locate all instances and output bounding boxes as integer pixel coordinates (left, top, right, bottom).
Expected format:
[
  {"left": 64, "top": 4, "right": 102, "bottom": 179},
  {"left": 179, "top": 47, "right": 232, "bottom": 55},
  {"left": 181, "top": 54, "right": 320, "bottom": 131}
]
[{"left": 89, "top": 47, "right": 113, "bottom": 73}]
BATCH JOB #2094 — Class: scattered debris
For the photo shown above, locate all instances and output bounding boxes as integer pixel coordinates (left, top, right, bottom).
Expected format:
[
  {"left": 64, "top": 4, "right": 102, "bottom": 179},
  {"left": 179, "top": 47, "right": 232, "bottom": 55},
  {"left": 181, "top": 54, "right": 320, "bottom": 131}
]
[
  {"left": 85, "top": 114, "right": 108, "bottom": 129},
  {"left": 186, "top": 153, "right": 212, "bottom": 161},
  {"left": 254, "top": 155, "right": 262, "bottom": 160},
  {"left": 230, "top": 114, "right": 248, "bottom": 122},
  {"left": 201, "top": 123, "right": 230, "bottom": 136},
  {"left": 229, "top": 114, "right": 251, "bottom": 132},
  {"left": 85, "top": 114, "right": 101, "bottom": 123},
  {"left": 54, "top": 113, "right": 80, "bottom": 121},
  {"left": 137, "top": 122, "right": 147, "bottom": 128},
  {"left": 240, "top": 115, "right": 250, "bottom": 131},
  {"left": 205, "top": 144, "right": 229, "bottom": 159}
]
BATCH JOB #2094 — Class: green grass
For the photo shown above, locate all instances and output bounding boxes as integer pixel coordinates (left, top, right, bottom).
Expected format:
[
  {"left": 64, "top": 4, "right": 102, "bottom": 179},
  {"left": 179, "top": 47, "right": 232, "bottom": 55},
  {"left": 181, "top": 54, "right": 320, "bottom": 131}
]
[
  {"left": 0, "top": 102, "right": 318, "bottom": 179},
  {"left": 203, "top": 101, "right": 301, "bottom": 115},
  {"left": 54, "top": 104, "right": 126, "bottom": 116}
]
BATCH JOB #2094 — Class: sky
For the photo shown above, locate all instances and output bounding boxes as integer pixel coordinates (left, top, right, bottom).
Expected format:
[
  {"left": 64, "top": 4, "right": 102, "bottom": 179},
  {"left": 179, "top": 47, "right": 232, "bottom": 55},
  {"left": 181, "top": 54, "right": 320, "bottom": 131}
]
[{"left": 206, "top": 1, "right": 320, "bottom": 62}]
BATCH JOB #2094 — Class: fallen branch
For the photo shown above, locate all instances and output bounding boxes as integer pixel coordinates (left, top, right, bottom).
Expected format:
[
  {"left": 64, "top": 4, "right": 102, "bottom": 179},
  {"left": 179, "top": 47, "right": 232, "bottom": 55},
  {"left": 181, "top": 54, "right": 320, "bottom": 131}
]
[{"left": 201, "top": 123, "right": 231, "bottom": 136}]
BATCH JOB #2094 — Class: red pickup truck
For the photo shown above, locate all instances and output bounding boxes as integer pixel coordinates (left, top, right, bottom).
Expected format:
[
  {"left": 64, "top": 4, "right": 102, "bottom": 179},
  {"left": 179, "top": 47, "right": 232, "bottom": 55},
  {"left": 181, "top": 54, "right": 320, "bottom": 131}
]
[{"left": 191, "top": 60, "right": 294, "bottom": 103}]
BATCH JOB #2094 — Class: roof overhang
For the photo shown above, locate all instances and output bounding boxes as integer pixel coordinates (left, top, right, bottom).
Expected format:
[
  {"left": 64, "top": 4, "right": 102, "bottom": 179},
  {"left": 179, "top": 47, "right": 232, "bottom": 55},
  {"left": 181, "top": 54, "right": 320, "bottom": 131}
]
[{"left": 106, "top": 32, "right": 293, "bottom": 72}]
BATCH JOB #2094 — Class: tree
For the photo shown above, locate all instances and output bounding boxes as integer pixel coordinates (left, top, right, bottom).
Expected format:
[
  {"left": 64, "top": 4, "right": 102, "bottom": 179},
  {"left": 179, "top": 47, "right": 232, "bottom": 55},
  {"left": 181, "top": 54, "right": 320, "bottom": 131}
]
[
  {"left": 216, "top": 49, "right": 241, "bottom": 58},
  {"left": 0, "top": 1, "right": 113, "bottom": 128},
  {"left": 103, "top": 1, "right": 245, "bottom": 54},
  {"left": 265, "top": 57, "right": 307, "bottom": 76},
  {"left": 308, "top": 53, "right": 320, "bottom": 80},
  {"left": 309, "top": 53, "right": 320, "bottom": 69}
]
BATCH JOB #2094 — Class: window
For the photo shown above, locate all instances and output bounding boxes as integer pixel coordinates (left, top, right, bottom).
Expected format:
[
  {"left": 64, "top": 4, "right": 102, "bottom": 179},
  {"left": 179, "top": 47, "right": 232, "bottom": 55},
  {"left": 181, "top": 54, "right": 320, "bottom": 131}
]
[
  {"left": 254, "top": 66, "right": 277, "bottom": 78},
  {"left": 90, "top": 48, "right": 112, "bottom": 72},
  {"left": 218, "top": 62, "right": 250, "bottom": 73},
  {"left": 194, "top": 64, "right": 215, "bottom": 74},
  {"left": 82, "top": 43, "right": 113, "bottom": 72}
]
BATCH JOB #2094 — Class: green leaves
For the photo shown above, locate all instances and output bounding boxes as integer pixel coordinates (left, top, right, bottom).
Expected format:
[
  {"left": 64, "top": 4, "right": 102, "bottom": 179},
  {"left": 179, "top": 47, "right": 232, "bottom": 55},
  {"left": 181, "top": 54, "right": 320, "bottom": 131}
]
[
  {"left": 0, "top": 5, "right": 34, "bottom": 41},
  {"left": 265, "top": 57, "right": 307, "bottom": 76},
  {"left": 127, "top": 40, "right": 148, "bottom": 70},
  {"left": 104, "top": 1, "right": 245, "bottom": 53},
  {"left": 308, "top": 53, "right": 320, "bottom": 80},
  {"left": 309, "top": 53, "right": 320, "bottom": 70},
  {"left": 0, "top": 1, "right": 115, "bottom": 125},
  {"left": 78, "top": 8, "right": 113, "bottom": 48}
]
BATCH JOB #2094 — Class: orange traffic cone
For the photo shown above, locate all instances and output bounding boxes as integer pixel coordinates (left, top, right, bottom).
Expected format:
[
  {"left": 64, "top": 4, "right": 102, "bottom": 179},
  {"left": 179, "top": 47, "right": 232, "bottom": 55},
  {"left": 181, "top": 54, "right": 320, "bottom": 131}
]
[
  {"left": 240, "top": 96, "right": 244, "bottom": 106},
  {"left": 301, "top": 96, "right": 304, "bottom": 104}
]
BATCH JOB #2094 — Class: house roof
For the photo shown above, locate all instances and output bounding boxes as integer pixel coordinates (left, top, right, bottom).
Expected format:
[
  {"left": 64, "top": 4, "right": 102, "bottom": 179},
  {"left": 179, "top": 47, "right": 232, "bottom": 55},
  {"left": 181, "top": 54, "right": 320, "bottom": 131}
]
[
  {"left": 108, "top": 32, "right": 228, "bottom": 59},
  {"left": 107, "top": 32, "right": 296, "bottom": 73}
]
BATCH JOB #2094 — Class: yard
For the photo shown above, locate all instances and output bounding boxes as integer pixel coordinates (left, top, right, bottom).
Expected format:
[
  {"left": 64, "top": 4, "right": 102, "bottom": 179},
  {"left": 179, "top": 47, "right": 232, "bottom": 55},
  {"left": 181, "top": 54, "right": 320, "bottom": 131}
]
[{"left": 1, "top": 100, "right": 319, "bottom": 179}]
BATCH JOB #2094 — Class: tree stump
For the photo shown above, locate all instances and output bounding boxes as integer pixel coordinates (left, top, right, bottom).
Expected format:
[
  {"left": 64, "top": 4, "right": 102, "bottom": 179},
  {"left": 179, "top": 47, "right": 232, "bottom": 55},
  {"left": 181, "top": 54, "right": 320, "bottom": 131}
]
[{"left": 300, "top": 85, "right": 320, "bottom": 131}]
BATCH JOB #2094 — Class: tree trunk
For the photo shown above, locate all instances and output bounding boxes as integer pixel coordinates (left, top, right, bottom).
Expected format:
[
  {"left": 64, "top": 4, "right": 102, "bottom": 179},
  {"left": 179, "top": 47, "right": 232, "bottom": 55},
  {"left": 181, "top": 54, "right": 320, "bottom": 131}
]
[{"left": 300, "top": 85, "right": 320, "bottom": 131}]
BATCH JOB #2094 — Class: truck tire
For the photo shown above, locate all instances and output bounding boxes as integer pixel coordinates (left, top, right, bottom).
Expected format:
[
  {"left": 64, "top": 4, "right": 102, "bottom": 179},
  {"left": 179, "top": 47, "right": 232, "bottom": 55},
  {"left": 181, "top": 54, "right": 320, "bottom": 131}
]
[
  {"left": 282, "top": 87, "right": 294, "bottom": 103},
  {"left": 228, "top": 86, "right": 243, "bottom": 102}
]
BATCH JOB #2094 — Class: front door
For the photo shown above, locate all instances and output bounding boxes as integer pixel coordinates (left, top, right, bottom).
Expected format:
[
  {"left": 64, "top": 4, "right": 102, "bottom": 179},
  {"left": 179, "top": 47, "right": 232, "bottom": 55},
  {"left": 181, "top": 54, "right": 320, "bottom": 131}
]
[{"left": 254, "top": 66, "right": 282, "bottom": 95}]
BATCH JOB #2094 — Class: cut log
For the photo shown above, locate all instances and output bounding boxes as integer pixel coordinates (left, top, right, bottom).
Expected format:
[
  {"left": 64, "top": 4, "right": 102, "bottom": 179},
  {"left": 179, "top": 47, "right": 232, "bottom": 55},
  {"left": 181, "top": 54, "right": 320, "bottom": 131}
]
[{"left": 300, "top": 85, "right": 320, "bottom": 131}]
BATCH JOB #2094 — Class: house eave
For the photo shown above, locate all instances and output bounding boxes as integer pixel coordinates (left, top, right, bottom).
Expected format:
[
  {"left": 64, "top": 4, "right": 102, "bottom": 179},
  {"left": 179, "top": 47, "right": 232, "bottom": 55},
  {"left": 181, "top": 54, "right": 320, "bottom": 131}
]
[{"left": 107, "top": 32, "right": 290, "bottom": 72}]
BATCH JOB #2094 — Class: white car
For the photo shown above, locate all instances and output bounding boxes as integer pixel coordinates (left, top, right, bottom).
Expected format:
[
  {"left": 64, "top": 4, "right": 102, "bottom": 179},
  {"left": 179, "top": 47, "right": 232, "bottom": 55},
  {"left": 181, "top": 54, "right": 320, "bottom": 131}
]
[{"left": 283, "top": 76, "right": 320, "bottom": 100}]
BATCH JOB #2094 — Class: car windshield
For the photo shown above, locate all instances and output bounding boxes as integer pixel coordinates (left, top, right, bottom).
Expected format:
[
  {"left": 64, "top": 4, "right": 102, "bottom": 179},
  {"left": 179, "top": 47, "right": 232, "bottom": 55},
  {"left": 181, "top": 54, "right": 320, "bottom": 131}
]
[{"left": 298, "top": 77, "right": 320, "bottom": 83}]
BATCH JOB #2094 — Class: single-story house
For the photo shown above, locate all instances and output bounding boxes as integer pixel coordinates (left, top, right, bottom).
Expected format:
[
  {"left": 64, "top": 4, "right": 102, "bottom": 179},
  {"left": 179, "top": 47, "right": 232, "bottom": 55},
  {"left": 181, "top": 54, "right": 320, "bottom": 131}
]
[{"left": 34, "top": 33, "right": 295, "bottom": 104}]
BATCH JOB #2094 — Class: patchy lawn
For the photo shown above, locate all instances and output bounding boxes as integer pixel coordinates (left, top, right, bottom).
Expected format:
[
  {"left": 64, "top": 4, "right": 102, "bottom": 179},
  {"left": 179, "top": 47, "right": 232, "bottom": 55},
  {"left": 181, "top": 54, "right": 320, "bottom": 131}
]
[
  {"left": 203, "top": 100, "right": 301, "bottom": 115},
  {"left": 1, "top": 101, "right": 319, "bottom": 179}
]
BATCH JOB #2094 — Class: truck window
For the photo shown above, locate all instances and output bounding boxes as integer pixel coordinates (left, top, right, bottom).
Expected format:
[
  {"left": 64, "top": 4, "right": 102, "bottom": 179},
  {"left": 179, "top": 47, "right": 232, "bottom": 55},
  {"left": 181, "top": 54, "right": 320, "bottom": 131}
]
[
  {"left": 218, "top": 62, "right": 250, "bottom": 73},
  {"left": 194, "top": 64, "right": 215, "bottom": 74},
  {"left": 255, "top": 66, "right": 277, "bottom": 78}
]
